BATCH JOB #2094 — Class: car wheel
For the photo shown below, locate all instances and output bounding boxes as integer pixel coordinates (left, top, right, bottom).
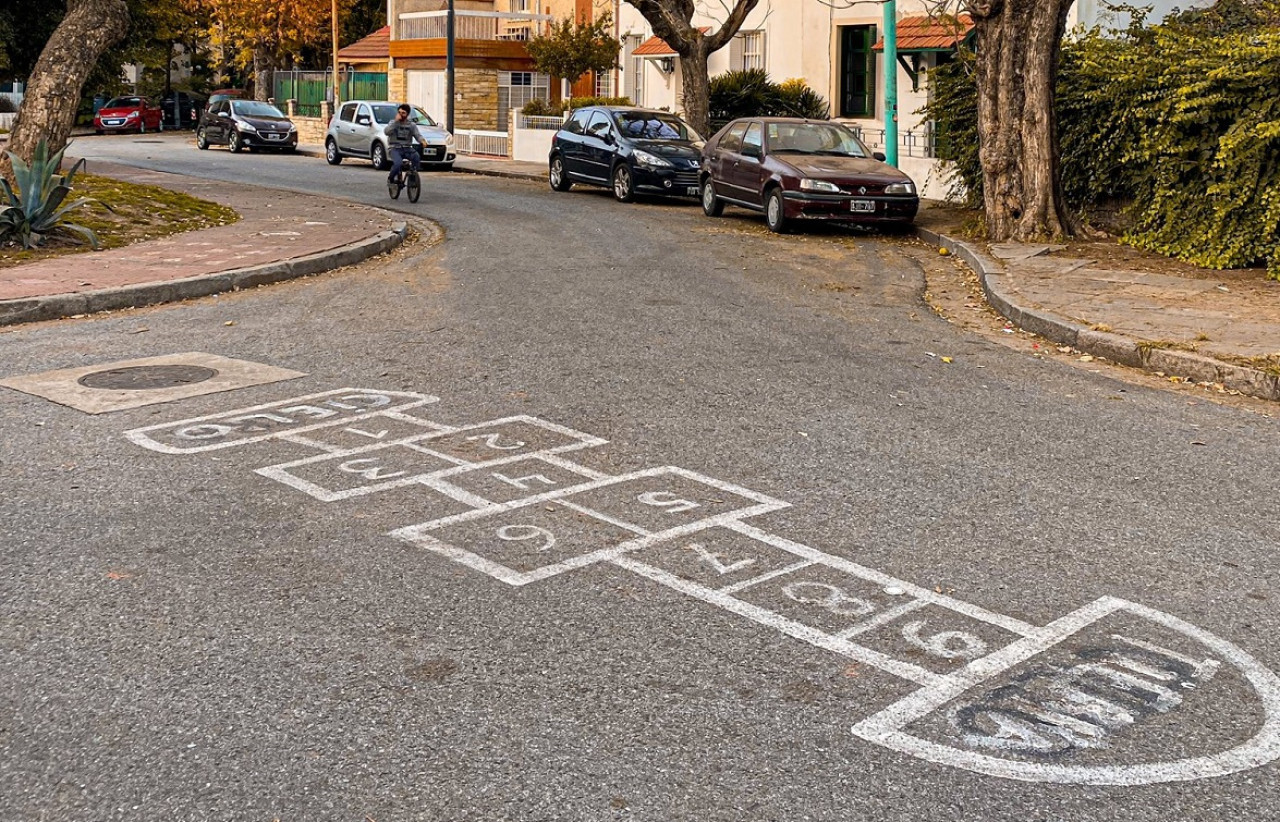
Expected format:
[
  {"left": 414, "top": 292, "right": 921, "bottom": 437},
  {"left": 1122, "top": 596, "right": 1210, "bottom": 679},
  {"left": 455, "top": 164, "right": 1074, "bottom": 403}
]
[
  {"left": 371, "top": 142, "right": 388, "bottom": 171},
  {"left": 229, "top": 130, "right": 243, "bottom": 153},
  {"left": 701, "top": 178, "right": 724, "bottom": 217},
  {"left": 549, "top": 155, "right": 572, "bottom": 192},
  {"left": 765, "top": 188, "right": 789, "bottom": 234},
  {"left": 196, "top": 128, "right": 209, "bottom": 150},
  {"left": 612, "top": 163, "right": 635, "bottom": 203},
  {"left": 325, "top": 138, "right": 342, "bottom": 165}
]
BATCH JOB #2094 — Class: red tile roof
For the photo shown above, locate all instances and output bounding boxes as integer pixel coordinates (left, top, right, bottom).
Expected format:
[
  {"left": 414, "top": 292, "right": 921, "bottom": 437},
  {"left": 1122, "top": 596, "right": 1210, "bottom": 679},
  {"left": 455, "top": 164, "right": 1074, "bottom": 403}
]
[
  {"left": 633, "top": 27, "right": 710, "bottom": 57},
  {"left": 873, "top": 15, "right": 974, "bottom": 51},
  {"left": 338, "top": 26, "right": 390, "bottom": 60}
]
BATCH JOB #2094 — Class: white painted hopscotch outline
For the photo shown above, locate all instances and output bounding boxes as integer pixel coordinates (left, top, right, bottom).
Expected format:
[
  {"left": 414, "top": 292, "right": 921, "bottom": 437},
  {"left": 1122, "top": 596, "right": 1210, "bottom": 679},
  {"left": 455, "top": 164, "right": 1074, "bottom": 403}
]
[
  {"left": 122, "top": 386, "right": 1280, "bottom": 786},
  {"left": 125, "top": 388, "right": 441, "bottom": 454},
  {"left": 254, "top": 415, "right": 609, "bottom": 502},
  {"left": 389, "top": 466, "right": 792, "bottom": 586}
]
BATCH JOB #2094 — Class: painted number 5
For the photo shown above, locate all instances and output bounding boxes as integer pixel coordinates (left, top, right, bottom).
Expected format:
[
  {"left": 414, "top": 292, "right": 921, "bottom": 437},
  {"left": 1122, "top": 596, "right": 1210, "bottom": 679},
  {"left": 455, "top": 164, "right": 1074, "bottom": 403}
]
[{"left": 496, "top": 524, "right": 557, "bottom": 553}]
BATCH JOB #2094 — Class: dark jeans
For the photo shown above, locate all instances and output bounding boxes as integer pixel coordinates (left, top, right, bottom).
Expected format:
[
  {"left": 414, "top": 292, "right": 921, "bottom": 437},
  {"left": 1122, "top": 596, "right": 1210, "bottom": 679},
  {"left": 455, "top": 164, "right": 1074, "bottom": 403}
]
[{"left": 389, "top": 145, "right": 421, "bottom": 181}]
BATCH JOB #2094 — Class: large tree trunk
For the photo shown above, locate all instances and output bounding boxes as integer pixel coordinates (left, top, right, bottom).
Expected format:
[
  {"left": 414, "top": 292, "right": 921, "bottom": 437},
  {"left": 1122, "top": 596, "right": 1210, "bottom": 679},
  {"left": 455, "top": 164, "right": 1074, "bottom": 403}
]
[
  {"left": 252, "top": 44, "right": 279, "bottom": 102},
  {"left": 679, "top": 44, "right": 711, "bottom": 137},
  {"left": 968, "top": 0, "right": 1074, "bottom": 242},
  {"left": 1, "top": 0, "right": 130, "bottom": 181},
  {"left": 625, "top": 0, "right": 760, "bottom": 138}
]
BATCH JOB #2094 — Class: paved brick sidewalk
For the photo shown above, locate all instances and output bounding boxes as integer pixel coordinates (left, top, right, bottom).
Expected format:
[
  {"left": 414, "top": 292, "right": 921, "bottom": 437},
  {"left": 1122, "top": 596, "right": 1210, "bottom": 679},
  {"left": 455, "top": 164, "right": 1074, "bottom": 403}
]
[{"left": 0, "top": 161, "right": 400, "bottom": 302}]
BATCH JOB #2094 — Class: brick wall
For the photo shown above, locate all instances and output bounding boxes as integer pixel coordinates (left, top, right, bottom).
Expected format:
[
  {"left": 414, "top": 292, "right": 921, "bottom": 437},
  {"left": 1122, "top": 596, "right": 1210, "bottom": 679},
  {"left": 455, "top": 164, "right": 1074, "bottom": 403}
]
[
  {"left": 455, "top": 68, "right": 498, "bottom": 132},
  {"left": 388, "top": 69, "right": 408, "bottom": 104},
  {"left": 287, "top": 100, "right": 332, "bottom": 146}
]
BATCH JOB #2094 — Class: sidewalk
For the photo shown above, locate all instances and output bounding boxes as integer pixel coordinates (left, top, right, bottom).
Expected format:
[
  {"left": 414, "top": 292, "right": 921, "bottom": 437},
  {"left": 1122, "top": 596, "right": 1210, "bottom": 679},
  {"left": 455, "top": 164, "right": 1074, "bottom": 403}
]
[{"left": 0, "top": 158, "right": 408, "bottom": 326}]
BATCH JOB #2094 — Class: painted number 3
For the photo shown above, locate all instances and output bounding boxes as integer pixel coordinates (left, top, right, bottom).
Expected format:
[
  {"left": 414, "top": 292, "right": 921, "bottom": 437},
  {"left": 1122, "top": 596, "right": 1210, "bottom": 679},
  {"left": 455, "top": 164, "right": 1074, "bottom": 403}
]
[{"left": 496, "top": 524, "right": 557, "bottom": 553}]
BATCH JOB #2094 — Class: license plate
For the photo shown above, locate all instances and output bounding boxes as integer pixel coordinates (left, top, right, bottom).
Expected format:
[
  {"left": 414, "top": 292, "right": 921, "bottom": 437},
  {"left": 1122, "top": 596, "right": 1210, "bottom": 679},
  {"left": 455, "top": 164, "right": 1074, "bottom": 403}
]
[
  {"left": 686, "top": 186, "right": 699, "bottom": 196},
  {"left": 104, "top": 119, "right": 124, "bottom": 126},
  {"left": 266, "top": 133, "right": 283, "bottom": 140},
  {"left": 851, "top": 199, "right": 877, "bottom": 213}
]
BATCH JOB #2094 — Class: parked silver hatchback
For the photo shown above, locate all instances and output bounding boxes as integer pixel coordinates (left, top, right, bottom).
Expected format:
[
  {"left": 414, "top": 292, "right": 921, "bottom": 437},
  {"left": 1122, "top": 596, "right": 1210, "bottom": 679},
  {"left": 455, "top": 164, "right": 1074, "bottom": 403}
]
[{"left": 324, "top": 100, "right": 456, "bottom": 171}]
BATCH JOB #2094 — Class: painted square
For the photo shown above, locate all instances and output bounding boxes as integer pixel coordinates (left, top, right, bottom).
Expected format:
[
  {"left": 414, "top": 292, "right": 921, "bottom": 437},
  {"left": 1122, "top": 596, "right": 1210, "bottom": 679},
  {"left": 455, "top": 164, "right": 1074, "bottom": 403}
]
[{"left": 0, "top": 353, "right": 304, "bottom": 414}]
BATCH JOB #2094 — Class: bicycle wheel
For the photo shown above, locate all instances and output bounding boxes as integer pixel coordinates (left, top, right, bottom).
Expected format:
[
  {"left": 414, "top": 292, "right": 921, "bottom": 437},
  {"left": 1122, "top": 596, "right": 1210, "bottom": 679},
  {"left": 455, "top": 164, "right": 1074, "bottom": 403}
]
[
  {"left": 406, "top": 170, "right": 421, "bottom": 203},
  {"left": 387, "top": 175, "right": 401, "bottom": 200}
]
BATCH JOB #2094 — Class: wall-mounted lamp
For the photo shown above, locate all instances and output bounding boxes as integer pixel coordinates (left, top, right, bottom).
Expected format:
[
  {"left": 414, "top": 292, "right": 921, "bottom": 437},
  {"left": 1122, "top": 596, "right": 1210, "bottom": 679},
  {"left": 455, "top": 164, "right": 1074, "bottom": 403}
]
[{"left": 658, "top": 56, "right": 675, "bottom": 74}]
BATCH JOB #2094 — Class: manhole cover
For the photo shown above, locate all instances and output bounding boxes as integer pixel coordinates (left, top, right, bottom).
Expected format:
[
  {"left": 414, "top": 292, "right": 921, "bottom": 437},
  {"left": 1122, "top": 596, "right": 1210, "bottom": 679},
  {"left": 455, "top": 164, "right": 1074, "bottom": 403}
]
[{"left": 77, "top": 365, "right": 219, "bottom": 390}]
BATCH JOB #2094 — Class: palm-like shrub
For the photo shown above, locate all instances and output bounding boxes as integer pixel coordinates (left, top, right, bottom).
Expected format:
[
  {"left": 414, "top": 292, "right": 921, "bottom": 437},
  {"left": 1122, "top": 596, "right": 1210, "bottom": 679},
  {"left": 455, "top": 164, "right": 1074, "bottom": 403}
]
[
  {"left": 1, "top": 139, "right": 104, "bottom": 249},
  {"left": 709, "top": 70, "right": 829, "bottom": 131}
]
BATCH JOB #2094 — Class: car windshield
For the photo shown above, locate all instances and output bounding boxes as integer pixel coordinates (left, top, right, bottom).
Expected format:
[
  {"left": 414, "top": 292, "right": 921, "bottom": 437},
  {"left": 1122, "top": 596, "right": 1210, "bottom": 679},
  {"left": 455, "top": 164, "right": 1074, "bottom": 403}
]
[
  {"left": 105, "top": 97, "right": 141, "bottom": 108},
  {"left": 766, "top": 122, "right": 868, "bottom": 157},
  {"left": 612, "top": 111, "right": 701, "bottom": 142},
  {"left": 371, "top": 104, "right": 438, "bottom": 127},
  {"left": 232, "top": 100, "right": 285, "bottom": 118}
]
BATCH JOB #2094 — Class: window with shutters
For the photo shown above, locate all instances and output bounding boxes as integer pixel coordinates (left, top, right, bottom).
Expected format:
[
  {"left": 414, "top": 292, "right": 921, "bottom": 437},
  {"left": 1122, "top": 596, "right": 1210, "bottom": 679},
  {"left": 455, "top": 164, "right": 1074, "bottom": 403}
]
[{"left": 731, "top": 30, "right": 766, "bottom": 71}]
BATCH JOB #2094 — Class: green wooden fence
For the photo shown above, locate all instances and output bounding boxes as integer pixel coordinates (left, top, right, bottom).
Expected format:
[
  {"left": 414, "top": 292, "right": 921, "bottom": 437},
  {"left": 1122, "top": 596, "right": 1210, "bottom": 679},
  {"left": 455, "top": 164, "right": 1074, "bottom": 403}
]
[{"left": 274, "top": 71, "right": 388, "bottom": 117}]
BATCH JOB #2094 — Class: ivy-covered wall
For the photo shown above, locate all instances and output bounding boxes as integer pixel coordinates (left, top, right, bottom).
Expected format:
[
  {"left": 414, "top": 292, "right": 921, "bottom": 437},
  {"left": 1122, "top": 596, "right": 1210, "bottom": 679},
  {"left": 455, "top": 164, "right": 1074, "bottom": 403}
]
[{"left": 927, "top": 0, "right": 1280, "bottom": 278}]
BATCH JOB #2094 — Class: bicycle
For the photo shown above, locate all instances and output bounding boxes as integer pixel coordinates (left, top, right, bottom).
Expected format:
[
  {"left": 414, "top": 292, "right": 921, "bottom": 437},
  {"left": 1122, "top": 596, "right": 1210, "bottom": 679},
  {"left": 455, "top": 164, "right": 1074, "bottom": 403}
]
[{"left": 387, "top": 145, "right": 423, "bottom": 203}]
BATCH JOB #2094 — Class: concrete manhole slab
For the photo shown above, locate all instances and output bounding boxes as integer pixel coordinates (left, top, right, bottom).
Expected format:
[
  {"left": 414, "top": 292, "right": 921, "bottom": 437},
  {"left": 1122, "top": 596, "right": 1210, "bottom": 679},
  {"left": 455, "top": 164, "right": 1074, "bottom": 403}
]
[{"left": 0, "top": 353, "right": 305, "bottom": 414}]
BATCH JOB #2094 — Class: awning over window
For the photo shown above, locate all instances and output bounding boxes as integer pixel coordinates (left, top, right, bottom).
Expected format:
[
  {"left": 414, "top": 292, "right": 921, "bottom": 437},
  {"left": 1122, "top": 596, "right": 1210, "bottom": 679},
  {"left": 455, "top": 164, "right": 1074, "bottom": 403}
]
[
  {"left": 633, "top": 27, "right": 710, "bottom": 57},
  {"left": 873, "top": 15, "right": 974, "bottom": 52}
]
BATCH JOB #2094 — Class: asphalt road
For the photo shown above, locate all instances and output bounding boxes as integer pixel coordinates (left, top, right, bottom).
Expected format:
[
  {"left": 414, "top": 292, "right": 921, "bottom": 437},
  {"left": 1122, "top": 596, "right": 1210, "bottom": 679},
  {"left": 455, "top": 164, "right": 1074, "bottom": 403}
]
[{"left": 2, "top": 132, "right": 1279, "bottom": 821}]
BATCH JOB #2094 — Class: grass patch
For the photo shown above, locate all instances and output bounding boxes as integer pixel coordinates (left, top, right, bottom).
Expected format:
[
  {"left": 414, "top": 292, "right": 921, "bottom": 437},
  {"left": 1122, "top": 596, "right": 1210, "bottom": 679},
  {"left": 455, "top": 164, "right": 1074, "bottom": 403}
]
[{"left": 0, "top": 173, "right": 239, "bottom": 269}]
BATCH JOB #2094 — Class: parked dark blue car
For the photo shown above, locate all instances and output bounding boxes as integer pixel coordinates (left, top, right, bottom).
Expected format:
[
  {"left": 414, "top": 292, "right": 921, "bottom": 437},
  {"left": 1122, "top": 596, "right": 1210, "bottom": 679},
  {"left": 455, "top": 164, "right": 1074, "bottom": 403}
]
[{"left": 548, "top": 106, "right": 704, "bottom": 203}]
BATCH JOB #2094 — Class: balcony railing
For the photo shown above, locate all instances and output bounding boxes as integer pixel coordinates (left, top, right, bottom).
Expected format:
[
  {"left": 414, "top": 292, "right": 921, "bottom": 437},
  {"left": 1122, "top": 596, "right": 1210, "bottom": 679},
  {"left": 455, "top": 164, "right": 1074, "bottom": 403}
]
[{"left": 398, "top": 9, "right": 552, "bottom": 41}]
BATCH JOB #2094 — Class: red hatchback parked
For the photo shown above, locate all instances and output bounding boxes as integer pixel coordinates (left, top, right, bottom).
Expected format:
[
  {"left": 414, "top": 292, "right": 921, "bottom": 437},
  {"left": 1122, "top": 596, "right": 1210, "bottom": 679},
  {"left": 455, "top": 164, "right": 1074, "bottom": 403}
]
[
  {"left": 93, "top": 96, "right": 163, "bottom": 134},
  {"left": 699, "top": 117, "right": 918, "bottom": 233}
]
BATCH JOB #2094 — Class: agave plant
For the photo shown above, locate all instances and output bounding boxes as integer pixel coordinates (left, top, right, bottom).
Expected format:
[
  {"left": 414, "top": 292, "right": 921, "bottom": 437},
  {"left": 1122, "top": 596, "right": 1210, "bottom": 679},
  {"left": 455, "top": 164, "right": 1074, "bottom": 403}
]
[{"left": 0, "top": 139, "right": 104, "bottom": 250}]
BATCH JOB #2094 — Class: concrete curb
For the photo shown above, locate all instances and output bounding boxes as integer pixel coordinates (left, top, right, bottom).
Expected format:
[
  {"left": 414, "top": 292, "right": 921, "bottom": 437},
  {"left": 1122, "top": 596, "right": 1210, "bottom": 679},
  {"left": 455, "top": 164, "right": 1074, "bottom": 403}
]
[
  {"left": 914, "top": 226, "right": 1280, "bottom": 402},
  {"left": 0, "top": 223, "right": 409, "bottom": 328}
]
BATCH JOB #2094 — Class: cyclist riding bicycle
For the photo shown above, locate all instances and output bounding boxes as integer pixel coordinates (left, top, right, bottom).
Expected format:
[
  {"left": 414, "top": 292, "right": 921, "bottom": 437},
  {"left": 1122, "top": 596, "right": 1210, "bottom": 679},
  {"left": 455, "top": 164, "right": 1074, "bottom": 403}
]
[{"left": 384, "top": 103, "right": 426, "bottom": 185}]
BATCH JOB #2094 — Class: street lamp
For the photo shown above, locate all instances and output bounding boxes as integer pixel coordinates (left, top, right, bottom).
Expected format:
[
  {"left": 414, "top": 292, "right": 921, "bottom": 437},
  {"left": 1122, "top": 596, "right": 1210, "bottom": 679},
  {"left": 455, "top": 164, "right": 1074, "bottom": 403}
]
[
  {"left": 332, "top": 0, "right": 341, "bottom": 112},
  {"left": 447, "top": 0, "right": 456, "bottom": 133}
]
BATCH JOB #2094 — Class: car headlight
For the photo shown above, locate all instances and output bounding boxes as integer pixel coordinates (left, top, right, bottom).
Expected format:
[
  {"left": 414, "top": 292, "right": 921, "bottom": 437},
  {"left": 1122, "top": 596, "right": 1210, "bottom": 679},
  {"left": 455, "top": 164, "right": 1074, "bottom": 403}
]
[
  {"left": 239, "top": 121, "right": 257, "bottom": 132},
  {"left": 633, "top": 149, "right": 672, "bottom": 169},
  {"left": 287, "top": 123, "right": 297, "bottom": 132},
  {"left": 445, "top": 134, "right": 455, "bottom": 146},
  {"left": 799, "top": 178, "right": 840, "bottom": 193},
  {"left": 885, "top": 181, "right": 916, "bottom": 195},
  {"left": 126, "top": 111, "right": 138, "bottom": 119}
]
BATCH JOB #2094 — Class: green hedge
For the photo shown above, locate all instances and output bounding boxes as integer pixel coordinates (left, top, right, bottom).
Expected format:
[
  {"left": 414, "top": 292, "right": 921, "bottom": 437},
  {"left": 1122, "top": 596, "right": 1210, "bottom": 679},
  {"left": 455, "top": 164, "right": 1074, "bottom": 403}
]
[{"left": 927, "top": 0, "right": 1280, "bottom": 277}]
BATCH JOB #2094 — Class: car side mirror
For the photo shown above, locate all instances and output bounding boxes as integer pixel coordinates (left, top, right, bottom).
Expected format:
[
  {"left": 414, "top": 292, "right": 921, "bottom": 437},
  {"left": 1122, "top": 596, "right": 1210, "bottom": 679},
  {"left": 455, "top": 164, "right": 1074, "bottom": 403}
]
[
  {"left": 742, "top": 144, "right": 761, "bottom": 159},
  {"left": 603, "top": 132, "right": 616, "bottom": 145},
  {"left": 873, "top": 151, "right": 886, "bottom": 162},
  {"left": 217, "top": 111, "right": 229, "bottom": 118},
  {"left": 356, "top": 116, "right": 371, "bottom": 125}
]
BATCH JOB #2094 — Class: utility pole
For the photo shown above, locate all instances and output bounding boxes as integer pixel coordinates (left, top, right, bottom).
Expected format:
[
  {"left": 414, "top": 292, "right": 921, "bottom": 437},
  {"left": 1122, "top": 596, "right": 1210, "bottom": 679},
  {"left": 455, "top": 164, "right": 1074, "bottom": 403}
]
[
  {"left": 883, "top": 0, "right": 898, "bottom": 167},
  {"left": 332, "top": 0, "right": 341, "bottom": 112},
  {"left": 447, "top": 0, "right": 456, "bottom": 132}
]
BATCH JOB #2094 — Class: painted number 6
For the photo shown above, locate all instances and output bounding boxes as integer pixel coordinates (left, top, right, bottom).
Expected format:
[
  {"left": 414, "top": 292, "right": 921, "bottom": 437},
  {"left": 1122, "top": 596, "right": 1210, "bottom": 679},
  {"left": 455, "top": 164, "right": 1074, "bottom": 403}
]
[
  {"left": 901, "top": 620, "right": 988, "bottom": 661},
  {"left": 496, "top": 524, "right": 557, "bottom": 553}
]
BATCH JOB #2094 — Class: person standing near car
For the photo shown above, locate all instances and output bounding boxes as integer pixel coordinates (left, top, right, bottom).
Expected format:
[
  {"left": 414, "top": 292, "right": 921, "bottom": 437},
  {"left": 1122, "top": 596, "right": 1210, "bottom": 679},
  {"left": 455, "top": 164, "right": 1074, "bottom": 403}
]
[{"left": 384, "top": 103, "right": 425, "bottom": 184}]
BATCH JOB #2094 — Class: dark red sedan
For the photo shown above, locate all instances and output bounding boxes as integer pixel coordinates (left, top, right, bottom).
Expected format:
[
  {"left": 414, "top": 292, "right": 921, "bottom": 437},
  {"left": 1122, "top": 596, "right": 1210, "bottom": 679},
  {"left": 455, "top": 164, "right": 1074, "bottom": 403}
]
[
  {"left": 699, "top": 117, "right": 918, "bottom": 233},
  {"left": 93, "top": 96, "right": 163, "bottom": 134}
]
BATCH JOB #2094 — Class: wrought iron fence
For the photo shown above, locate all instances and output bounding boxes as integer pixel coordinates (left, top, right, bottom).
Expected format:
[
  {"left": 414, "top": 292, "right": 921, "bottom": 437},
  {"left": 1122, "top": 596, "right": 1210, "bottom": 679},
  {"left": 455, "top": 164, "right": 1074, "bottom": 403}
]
[
  {"left": 454, "top": 130, "right": 510, "bottom": 157},
  {"left": 846, "top": 125, "right": 939, "bottom": 159},
  {"left": 517, "top": 114, "right": 564, "bottom": 131}
]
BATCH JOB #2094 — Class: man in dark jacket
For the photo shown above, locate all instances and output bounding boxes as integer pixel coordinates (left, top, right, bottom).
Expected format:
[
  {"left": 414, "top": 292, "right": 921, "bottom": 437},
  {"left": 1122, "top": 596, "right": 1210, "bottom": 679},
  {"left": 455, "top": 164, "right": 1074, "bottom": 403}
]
[{"left": 384, "top": 103, "right": 426, "bottom": 183}]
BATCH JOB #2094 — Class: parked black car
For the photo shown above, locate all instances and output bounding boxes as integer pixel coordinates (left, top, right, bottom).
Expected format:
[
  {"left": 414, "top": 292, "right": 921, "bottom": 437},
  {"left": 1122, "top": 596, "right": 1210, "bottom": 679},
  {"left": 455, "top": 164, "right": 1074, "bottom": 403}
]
[
  {"left": 548, "top": 106, "right": 704, "bottom": 203},
  {"left": 196, "top": 98, "right": 297, "bottom": 153},
  {"left": 161, "top": 91, "right": 204, "bottom": 129}
]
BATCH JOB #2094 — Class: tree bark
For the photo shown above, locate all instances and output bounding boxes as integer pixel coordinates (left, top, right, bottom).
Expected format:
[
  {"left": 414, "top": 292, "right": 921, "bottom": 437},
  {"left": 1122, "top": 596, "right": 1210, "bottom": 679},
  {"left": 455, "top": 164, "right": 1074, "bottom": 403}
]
[
  {"left": 967, "top": 0, "right": 1075, "bottom": 242},
  {"left": 1, "top": 0, "right": 130, "bottom": 182},
  {"left": 624, "top": 0, "right": 759, "bottom": 137},
  {"left": 252, "top": 44, "right": 278, "bottom": 102}
]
